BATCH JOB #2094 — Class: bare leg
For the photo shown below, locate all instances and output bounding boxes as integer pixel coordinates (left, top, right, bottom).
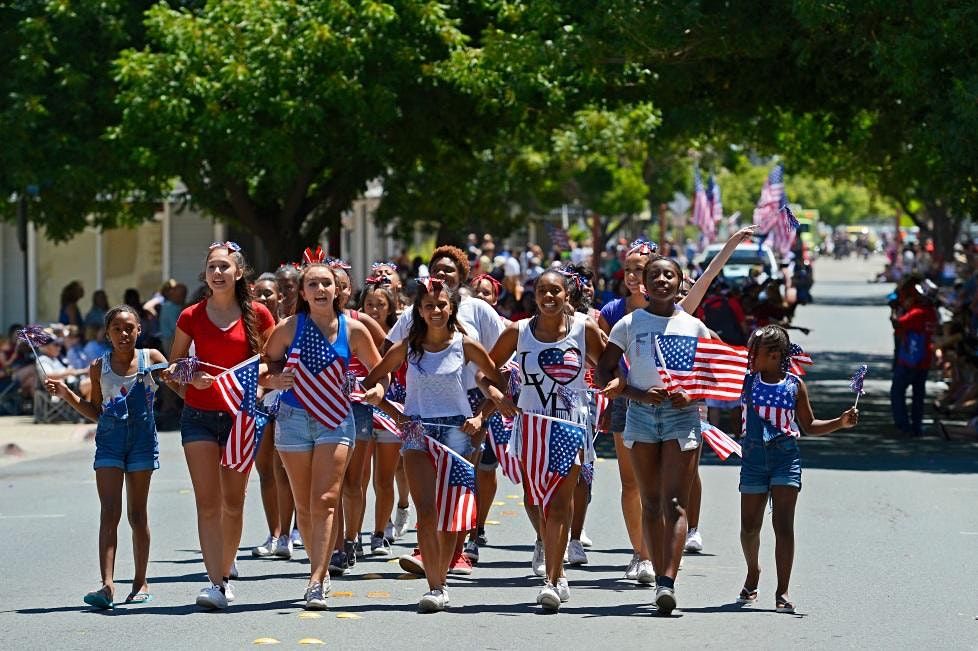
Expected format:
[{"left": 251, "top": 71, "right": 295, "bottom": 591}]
[
  {"left": 570, "top": 477, "right": 588, "bottom": 540},
  {"left": 308, "top": 444, "right": 351, "bottom": 584},
  {"left": 473, "top": 466, "right": 498, "bottom": 540},
  {"left": 125, "top": 470, "right": 154, "bottom": 595},
  {"left": 687, "top": 449, "right": 702, "bottom": 531},
  {"left": 254, "top": 423, "right": 280, "bottom": 538},
  {"left": 629, "top": 442, "right": 664, "bottom": 574},
  {"left": 273, "top": 450, "right": 295, "bottom": 539},
  {"left": 395, "top": 458, "right": 409, "bottom": 509},
  {"left": 771, "top": 486, "right": 799, "bottom": 599},
  {"left": 183, "top": 442, "right": 226, "bottom": 585},
  {"left": 740, "top": 493, "right": 768, "bottom": 592},
  {"left": 372, "top": 442, "right": 401, "bottom": 534},
  {"left": 543, "top": 464, "right": 581, "bottom": 583},
  {"left": 219, "top": 465, "right": 251, "bottom": 577},
  {"left": 404, "top": 451, "right": 449, "bottom": 591},
  {"left": 657, "top": 441, "right": 699, "bottom": 579},
  {"left": 614, "top": 432, "right": 647, "bottom": 559},
  {"left": 343, "top": 439, "right": 371, "bottom": 542},
  {"left": 94, "top": 468, "right": 125, "bottom": 600}
]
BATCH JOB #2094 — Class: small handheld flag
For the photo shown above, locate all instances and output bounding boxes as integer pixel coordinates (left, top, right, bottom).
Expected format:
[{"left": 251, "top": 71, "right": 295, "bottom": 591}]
[{"left": 849, "top": 364, "right": 868, "bottom": 408}]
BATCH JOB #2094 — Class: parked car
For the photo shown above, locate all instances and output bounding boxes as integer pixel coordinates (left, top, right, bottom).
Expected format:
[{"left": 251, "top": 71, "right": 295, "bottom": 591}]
[{"left": 696, "top": 242, "right": 780, "bottom": 281}]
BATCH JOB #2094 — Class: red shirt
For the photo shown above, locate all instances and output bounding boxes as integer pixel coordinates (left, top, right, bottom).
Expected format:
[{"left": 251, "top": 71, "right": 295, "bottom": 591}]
[
  {"left": 894, "top": 304, "right": 938, "bottom": 370},
  {"left": 177, "top": 300, "right": 275, "bottom": 411}
]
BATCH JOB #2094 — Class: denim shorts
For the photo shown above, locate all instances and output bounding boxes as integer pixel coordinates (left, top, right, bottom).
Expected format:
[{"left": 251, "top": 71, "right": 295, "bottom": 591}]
[
  {"left": 274, "top": 402, "right": 355, "bottom": 452},
  {"left": 352, "top": 402, "right": 373, "bottom": 442},
  {"left": 372, "top": 426, "right": 402, "bottom": 445},
  {"left": 181, "top": 406, "right": 233, "bottom": 447},
  {"left": 94, "top": 414, "right": 159, "bottom": 472},
  {"left": 739, "top": 435, "right": 802, "bottom": 493},
  {"left": 607, "top": 396, "right": 628, "bottom": 433},
  {"left": 623, "top": 400, "right": 701, "bottom": 451},
  {"left": 402, "top": 415, "right": 477, "bottom": 458}
]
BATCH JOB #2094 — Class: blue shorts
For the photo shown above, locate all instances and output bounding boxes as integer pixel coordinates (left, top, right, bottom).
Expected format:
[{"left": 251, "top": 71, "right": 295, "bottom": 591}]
[
  {"left": 181, "top": 406, "right": 233, "bottom": 447},
  {"left": 274, "top": 402, "right": 355, "bottom": 452},
  {"left": 352, "top": 402, "right": 373, "bottom": 442},
  {"left": 623, "top": 401, "right": 701, "bottom": 451},
  {"left": 94, "top": 414, "right": 159, "bottom": 472},
  {"left": 402, "top": 415, "right": 477, "bottom": 458},
  {"left": 739, "top": 435, "right": 802, "bottom": 493},
  {"left": 607, "top": 396, "right": 628, "bottom": 433}
]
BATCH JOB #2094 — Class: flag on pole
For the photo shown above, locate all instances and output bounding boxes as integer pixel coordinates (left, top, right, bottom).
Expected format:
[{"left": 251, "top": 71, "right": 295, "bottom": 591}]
[
  {"left": 700, "top": 421, "right": 742, "bottom": 460},
  {"left": 653, "top": 335, "right": 749, "bottom": 401},
  {"left": 424, "top": 435, "right": 478, "bottom": 532},
  {"left": 708, "top": 174, "right": 723, "bottom": 231},
  {"left": 285, "top": 319, "right": 351, "bottom": 429},
  {"left": 518, "top": 413, "right": 585, "bottom": 515},
  {"left": 692, "top": 168, "right": 714, "bottom": 247},
  {"left": 487, "top": 413, "right": 522, "bottom": 484},
  {"left": 214, "top": 355, "right": 268, "bottom": 473},
  {"left": 752, "top": 163, "right": 796, "bottom": 257}
]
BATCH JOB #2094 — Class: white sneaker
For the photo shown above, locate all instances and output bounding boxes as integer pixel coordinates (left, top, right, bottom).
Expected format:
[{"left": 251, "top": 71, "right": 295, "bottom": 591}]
[
  {"left": 393, "top": 506, "right": 410, "bottom": 539},
  {"left": 196, "top": 585, "right": 227, "bottom": 610},
  {"left": 566, "top": 540, "right": 588, "bottom": 566},
  {"left": 304, "top": 582, "right": 328, "bottom": 610},
  {"left": 636, "top": 560, "right": 655, "bottom": 585},
  {"left": 418, "top": 586, "right": 449, "bottom": 613},
  {"left": 536, "top": 583, "right": 561, "bottom": 611},
  {"left": 579, "top": 529, "right": 593, "bottom": 547},
  {"left": 624, "top": 553, "right": 641, "bottom": 580},
  {"left": 383, "top": 520, "right": 395, "bottom": 543},
  {"left": 370, "top": 533, "right": 391, "bottom": 557},
  {"left": 252, "top": 534, "right": 276, "bottom": 557},
  {"left": 684, "top": 528, "right": 703, "bottom": 553},
  {"left": 223, "top": 581, "right": 236, "bottom": 603},
  {"left": 274, "top": 535, "right": 293, "bottom": 559},
  {"left": 291, "top": 527, "right": 303, "bottom": 549},
  {"left": 556, "top": 577, "right": 571, "bottom": 603},
  {"left": 531, "top": 540, "right": 546, "bottom": 577}
]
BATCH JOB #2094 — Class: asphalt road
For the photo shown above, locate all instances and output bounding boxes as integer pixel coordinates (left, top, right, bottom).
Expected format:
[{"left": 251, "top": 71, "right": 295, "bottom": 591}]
[{"left": 2, "top": 256, "right": 976, "bottom": 649}]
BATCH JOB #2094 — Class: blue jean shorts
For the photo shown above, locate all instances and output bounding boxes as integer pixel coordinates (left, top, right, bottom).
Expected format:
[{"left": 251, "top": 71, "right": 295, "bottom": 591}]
[
  {"left": 352, "top": 402, "right": 373, "bottom": 442},
  {"left": 181, "top": 406, "right": 233, "bottom": 447},
  {"left": 94, "top": 414, "right": 159, "bottom": 472},
  {"left": 274, "top": 402, "right": 355, "bottom": 452},
  {"left": 402, "top": 415, "right": 477, "bottom": 458},
  {"left": 607, "top": 396, "right": 628, "bottom": 433},
  {"left": 739, "top": 435, "right": 802, "bottom": 493},
  {"left": 623, "top": 401, "right": 701, "bottom": 451}
]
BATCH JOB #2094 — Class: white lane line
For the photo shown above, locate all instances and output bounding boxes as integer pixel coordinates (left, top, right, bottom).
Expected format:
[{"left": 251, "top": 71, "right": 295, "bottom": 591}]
[
  {"left": 959, "top": 531, "right": 978, "bottom": 535},
  {"left": 0, "top": 513, "right": 66, "bottom": 519}
]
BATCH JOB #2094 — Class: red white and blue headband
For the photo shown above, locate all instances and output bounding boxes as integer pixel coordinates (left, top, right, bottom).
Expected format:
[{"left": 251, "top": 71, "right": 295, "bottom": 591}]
[
  {"left": 209, "top": 240, "right": 241, "bottom": 253},
  {"left": 470, "top": 273, "right": 502, "bottom": 294},
  {"left": 419, "top": 276, "right": 445, "bottom": 294},
  {"left": 627, "top": 238, "right": 657, "bottom": 256},
  {"left": 301, "top": 246, "right": 327, "bottom": 265}
]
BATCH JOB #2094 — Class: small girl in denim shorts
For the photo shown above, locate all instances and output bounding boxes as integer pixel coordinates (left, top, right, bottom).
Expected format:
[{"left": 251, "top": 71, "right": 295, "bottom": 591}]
[
  {"left": 363, "top": 277, "right": 502, "bottom": 613},
  {"left": 738, "top": 325, "right": 858, "bottom": 614},
  {"left": 45, "top": 305, "right": 167, "bottom": 609}
]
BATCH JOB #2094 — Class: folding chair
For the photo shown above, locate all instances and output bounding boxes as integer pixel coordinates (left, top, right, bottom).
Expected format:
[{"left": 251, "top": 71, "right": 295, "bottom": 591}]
[
  {"left": 0, "top": 377, "right": 20, "bottom": 415},
  {"left": 31, "top": 361, "right": 78, "bottom": 424}
]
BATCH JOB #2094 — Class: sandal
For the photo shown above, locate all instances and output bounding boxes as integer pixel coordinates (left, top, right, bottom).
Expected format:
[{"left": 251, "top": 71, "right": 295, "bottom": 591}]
[
  {"left": 736, "top": 587, "right": 758, "bottom": 604},
  {"left": 776, "top": 594, "right": 795, "bottom": 614},
  {"left": 124, "top": 591, "right": 153, "bottom": 604},
  {"left": 83, "top": 586, "right": 114, "bottom": 610}
]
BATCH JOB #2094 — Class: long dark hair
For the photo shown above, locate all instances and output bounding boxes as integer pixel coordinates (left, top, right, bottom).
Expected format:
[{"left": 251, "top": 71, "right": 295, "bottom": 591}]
[
  {"left": 359, "top": 283, "right": 398, "bottom": 329},
  {"left": 204, "top": 247, "right": 261, "bottom": 355},
  {"left": 295, "top": 263, "right": 343, "bottom": 316},
  {"left": 407, "top": 283, "right": 465, "bottom": 364}
]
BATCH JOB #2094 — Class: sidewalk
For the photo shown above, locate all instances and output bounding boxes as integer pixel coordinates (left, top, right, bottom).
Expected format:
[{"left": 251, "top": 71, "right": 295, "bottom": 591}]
[{"left": 0, "top": 416, "right": 94, "bottom": 467}]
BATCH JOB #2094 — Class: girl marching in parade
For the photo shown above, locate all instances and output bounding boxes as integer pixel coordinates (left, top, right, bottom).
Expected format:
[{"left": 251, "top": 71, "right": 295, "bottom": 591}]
[
  {"left": 737, "top": 325, "right": 858, "bottom": 613},
  {"left": 487, "top": 268, "right": 606, "bottom": 611},
  {"left": 261, "top": 248, "right": 383, "bottom": 610},
  {"left": 45, "top": 306, "right": 167, "bottom": 609},
  {"left": 362, "top": 277, "right": 503, "bottom": 612},
  {"left": 166, "top": 241, "right": 276, "bottom": 610}
]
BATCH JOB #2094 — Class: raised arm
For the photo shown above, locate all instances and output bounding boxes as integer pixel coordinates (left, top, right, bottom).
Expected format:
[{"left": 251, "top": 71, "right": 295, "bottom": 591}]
[{"left": 681, "top": 226, "right": 757, "bottom": 313}]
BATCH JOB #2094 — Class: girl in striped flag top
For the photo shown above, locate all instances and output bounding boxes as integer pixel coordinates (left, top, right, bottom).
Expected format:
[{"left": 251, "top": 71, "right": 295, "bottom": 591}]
[
  {"left": 166, "top": 242, "right": 276, "bottom": 610},
  {"left": 738, "top": 325, "right": 858, "bottom": 614},
  {"left": 261, "top": 248, "right": 383, "bottom": 611},
  {"left": 362, "top": 277, "right": 503, "bottom": 613},
  {"left": 485, "top": 268, "right": 606, "bottom": 612}
]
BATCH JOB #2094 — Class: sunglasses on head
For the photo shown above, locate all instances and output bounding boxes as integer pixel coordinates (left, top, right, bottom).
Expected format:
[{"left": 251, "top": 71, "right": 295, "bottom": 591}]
[{"left": 208, "top": 241, "right": 241, "bottom": 253}]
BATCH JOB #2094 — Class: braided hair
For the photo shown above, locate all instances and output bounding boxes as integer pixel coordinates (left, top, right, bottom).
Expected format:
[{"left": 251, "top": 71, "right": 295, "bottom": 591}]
[{"left": 746, "top": 324, "right": 792, "bottom": 373}]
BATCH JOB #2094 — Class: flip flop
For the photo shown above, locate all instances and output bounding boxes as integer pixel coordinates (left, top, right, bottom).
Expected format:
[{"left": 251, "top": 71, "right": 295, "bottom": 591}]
[
  {"left": 124, "top": 592, "right": 153, "bottom": 604},
  {"left": 83, "top": 588, "right": 114, "bottom": 610}
]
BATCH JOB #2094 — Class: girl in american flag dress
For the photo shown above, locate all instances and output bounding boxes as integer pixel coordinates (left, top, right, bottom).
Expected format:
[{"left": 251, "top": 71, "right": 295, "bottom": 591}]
[{"left": 738, "top": 325, "right": 858, "bottom": 614}]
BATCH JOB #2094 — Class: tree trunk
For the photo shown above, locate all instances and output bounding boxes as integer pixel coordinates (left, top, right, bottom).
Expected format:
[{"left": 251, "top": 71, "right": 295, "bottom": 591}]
[{"left": 922, "top": 201, "right": 963, "bottom": 262}]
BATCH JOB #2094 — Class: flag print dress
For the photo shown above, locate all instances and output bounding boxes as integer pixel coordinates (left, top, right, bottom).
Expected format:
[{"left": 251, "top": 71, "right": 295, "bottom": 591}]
[{"left": 738, "top": 371, "right": 803, "bottom": 493}]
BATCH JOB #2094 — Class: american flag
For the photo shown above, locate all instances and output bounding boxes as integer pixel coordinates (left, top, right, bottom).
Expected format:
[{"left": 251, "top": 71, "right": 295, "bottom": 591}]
[
  {"left": 745, "top": 374, "right": 799, "bottom": 437},
  {"left": 653, "top": 335, "right": 749, "bottom": 401},
  {"left": 487, "top": 412, "right": 521, "bottom": 484},
  {"left": 752, "top": 163, "right": 796, "bottom": 257},
  {"left": 700, "top": 421, "right": 742, "bottom": 460},
  {"left": 708, "top": 173, "right": 723, "bottom": 232},
  {"left": 788, "top": 350, "right": 814, "bottom": 376},
  {"left": 214, "top": 355, "right": 268, "bottom": 473},
  {"left": 371, "top": 401, "right": 404, "bottom": 436},
  {"left": 519, "top": 413, "right": 585, "bottom": 515},
  {"left": 537, "top": 347, "right": 582, "bottom": 383},
  {"left": 286, "top": 319, "right": 350, "bottom": 429},
  {"left": 692, "top": 168, "right": 714, "bottom": 247},
  {"left": 424, "top": 435, "right": 478, "bottom": 532},
  {"left": 594, "top": 391, "right": 609, "bottom": 430},
  {"left": 546, "top": 222, "right": 571, "bottom": 250}
]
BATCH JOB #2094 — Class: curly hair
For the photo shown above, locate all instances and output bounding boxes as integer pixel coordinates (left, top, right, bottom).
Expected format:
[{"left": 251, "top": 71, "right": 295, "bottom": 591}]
[{"left": 429, "top": 245, "right": 470, "bottom": 286}]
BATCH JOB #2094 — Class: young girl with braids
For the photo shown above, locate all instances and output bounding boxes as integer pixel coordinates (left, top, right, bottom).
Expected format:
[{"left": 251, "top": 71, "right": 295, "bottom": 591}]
[
  {"left": 262, "top": 251, "right": 383, "bottom": 610},
  {"left": 166, "top": 242, "right": 276, "bottom": 609},
  {"left": 362, "top": 278, "right": 503, "bottom": 613},
  {"left": 737, "top": 325, "right": 858, "bottom": 614}
]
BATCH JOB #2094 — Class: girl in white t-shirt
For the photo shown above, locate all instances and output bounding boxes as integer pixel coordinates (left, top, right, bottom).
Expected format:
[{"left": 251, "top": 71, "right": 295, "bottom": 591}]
[{"left": 596, "top": 255, "right": 711, "bottom": 616}]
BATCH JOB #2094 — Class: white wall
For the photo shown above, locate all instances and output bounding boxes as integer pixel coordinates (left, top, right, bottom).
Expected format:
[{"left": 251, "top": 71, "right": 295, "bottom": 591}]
[{"left": 0, "top": 221, "right": 28, "bottom": 329}]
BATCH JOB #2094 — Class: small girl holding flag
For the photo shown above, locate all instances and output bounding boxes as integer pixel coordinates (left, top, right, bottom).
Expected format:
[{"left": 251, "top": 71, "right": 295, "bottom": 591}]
[
  {"left": 738, "top": 325, "right": 858, "bottom": 613},
  {"left": 45, "top": 306, "right": 167, "bottom": 609}
]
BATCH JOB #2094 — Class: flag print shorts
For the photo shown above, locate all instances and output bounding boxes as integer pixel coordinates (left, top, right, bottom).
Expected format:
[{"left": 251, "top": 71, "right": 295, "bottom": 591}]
[
  {"left": 623, "top": 401, "right": 701, "bottom": 451},
  {"left": 739, "top": 434, "right": 802, "bottom": 493},
  {"left": 274, "top": 402, "right": 355, "bottom": 452}
]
